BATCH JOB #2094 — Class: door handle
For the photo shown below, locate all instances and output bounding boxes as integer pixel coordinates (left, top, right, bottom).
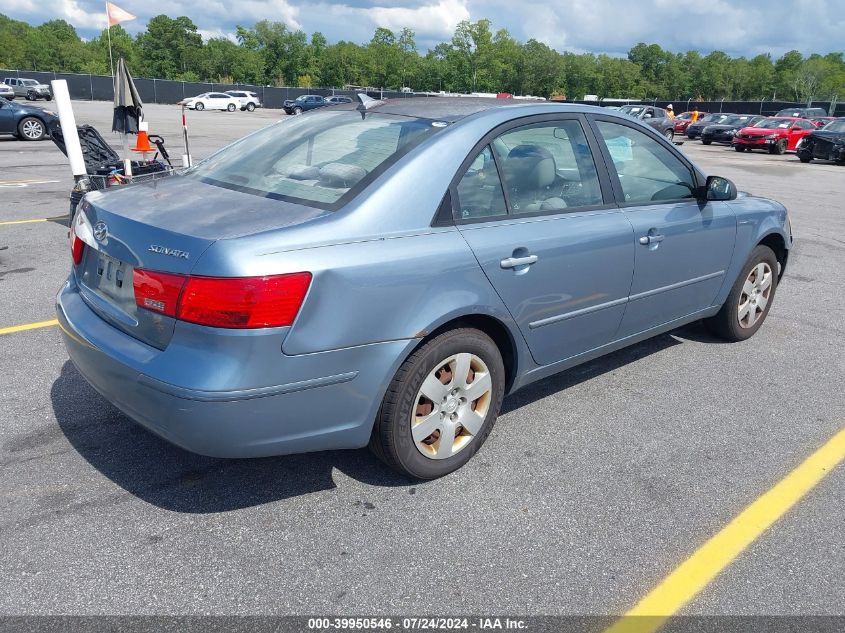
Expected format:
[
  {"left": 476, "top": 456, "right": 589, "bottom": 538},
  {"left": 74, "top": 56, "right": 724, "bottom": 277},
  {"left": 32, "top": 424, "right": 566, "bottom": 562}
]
[
  {"left": 500, "top": 255, "right": 538, "bottom": 269},
  {"left": 639, "top": 234, "right": 665, "bottom": 246}
]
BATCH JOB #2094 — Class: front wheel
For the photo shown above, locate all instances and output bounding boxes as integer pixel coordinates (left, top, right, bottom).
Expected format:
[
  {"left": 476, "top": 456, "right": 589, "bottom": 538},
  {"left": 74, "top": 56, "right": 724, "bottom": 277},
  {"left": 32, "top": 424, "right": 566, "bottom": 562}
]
[
  {"left": 798, "top": 151, "right": 812, "bottom": 163},
  {"left": 246, "top": 102, "right": 255, "bottom": 112},
  {"left": 18, "top": 117, "right": 45, "bottom": 141},
  {"left": 293, "top": 106, "right": 302, "bottom": 115},
  {"left": 702, "top": 139, "right": 712, "bottom": 145},
  {"left": 664, "top": 129, "right": 674, "bottom": 141},
  {"left": 194, "top": 102, "right": 204, "bottom": 111},
  {"left": 25, "top": 91, "right": 36, "bottom": 101},
  {"left": 770, "top": 139, "right": 787, "bottom": 155},
  {"left": 706, "top": 245, "right": 778, "bottom": 342},
  {"left": 227, "top": 103, "right": 236, "bottom": 112},
  {"left": 370, "top": 328, "right": 505, "bottom": 479},
  {"left": 734, "top": 145, "right": 746, "bottom": 152}
]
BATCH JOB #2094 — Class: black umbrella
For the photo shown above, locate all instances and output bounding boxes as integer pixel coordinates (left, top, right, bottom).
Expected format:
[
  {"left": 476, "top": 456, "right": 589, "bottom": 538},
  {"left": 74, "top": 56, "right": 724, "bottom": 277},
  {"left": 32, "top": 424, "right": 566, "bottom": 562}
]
[{"left": 112, "top": 56, "right": 142, "bottom": 134}]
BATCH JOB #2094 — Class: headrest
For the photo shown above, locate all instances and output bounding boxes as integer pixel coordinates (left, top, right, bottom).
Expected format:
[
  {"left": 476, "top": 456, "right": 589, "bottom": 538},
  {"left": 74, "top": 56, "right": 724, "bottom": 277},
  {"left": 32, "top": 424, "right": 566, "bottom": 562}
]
[{"left": 505, "top": 145, "right": 556, "bottom": 190}]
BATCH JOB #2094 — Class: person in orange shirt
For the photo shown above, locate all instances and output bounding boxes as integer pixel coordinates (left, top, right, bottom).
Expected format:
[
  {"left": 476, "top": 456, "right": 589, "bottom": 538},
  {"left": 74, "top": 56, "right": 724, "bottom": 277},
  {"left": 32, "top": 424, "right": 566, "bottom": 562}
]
[
  {"left": 691, "top": 109, "right": 700, "bottom": 123},
  {"left": 666, "top": 104, "right": 675, "bottom": 119}
]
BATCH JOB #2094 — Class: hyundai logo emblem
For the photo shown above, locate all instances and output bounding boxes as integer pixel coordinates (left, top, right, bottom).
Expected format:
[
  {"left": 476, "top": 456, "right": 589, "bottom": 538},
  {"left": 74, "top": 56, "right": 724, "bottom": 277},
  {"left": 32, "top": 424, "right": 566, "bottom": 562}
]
[{"left": 93, "top": 221, "right": 108, "bottom": 242}]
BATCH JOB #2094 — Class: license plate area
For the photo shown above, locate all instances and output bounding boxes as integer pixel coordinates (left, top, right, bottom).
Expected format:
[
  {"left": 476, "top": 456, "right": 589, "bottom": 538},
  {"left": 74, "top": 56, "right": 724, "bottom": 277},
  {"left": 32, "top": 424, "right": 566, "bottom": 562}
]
[{"left": 95, "top": 253, "right": 130, "bottom": 298}]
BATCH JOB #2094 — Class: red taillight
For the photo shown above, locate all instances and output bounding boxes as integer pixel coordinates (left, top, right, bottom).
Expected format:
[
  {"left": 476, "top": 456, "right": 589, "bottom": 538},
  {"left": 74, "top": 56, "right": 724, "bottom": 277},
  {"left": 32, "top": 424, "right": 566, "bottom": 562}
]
[
  {"left": 71, "top": 231, "right": 85, "bottom": 265},
  {"left": 178, "top": 273, "right": 312, "bottom": 328},
  {"left": 132, "top": 270, "right": 311, "bottom": 329},
  {"left": 132, "top": 269, "right": 187, "bottom": 317}
]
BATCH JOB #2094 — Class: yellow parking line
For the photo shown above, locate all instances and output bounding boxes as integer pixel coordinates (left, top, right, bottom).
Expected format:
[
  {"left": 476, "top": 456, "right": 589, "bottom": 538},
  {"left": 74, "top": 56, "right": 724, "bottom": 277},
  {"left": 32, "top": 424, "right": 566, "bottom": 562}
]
[
  {"left": 605, "top": 426, "right": 845, "bottom": 633},
  {"left": 0, "top": 218, "right": 49, "bottom": 226},
  {"left": 0, "top": 319, "right": 59, "bottom": 335}
]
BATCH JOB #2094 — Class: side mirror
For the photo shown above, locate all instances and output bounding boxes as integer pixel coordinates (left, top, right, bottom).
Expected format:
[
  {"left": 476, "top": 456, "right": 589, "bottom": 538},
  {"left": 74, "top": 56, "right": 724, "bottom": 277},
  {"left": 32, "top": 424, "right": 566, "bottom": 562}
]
[{"left": 703, "top": 175, "right": 737, "bottom": 201}]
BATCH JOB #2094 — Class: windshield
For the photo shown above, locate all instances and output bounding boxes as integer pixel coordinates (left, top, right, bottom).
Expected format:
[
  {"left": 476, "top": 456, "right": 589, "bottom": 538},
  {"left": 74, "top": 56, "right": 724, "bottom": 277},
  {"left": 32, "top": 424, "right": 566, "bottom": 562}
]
[
  {"left": 822, "top": 120, "right": 845, "bottom": 133},
  {"left": 619, "top": 105, "right": 645, "bottom": 116},
  {"left": 187, "top": 111, "right": 443, "bottom": 210},
  {"left": 21, "top": 79, "right": 38, "bottom": 86},
  {"left": 296, "top": 95, "right": 309, "bottom": 102},
  {"left": 754, "top": 118, "right": 793, "bottom": 129}
]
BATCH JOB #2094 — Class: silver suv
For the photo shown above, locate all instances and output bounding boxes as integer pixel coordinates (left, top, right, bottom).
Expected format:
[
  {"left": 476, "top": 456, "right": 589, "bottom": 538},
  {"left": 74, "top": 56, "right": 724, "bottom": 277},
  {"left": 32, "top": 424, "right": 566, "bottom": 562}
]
[{"left": 3, "top": 78, "right": 52, "bottom": 101}]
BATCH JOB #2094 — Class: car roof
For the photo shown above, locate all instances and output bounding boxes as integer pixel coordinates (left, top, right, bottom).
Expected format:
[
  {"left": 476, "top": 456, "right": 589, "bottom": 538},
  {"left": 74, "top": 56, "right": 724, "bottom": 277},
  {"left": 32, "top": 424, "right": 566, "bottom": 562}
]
[{"left": 328, "top": 97, "right": 596, "bottom": 122}]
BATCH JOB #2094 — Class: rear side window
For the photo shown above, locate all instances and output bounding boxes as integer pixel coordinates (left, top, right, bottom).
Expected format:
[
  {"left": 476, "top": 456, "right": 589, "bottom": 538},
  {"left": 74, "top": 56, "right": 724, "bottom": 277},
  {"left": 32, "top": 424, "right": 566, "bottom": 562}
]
[
  {"left": 595, "top": 120, "right": 696, "bottom": 204},
  {"left": 455, "top": 145, "right": 507, "bottom": 220},
  {"left": 494, "top": 120, "right": 602, "bottom": 213},
  {"left": 188, "top": 111, "right": 441, "bottom": 210}
]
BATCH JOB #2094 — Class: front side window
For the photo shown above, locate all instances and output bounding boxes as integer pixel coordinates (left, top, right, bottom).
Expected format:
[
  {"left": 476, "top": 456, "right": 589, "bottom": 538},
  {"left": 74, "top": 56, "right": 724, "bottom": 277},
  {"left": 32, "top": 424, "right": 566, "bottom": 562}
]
[
  {"left": 455, "top": 145, "right": 507, "bottom": 220},
  {"left": 595, "top": 120, "right": 696, "bottom": 204},
  {"left": 494, "top": 120, "right": 603, "bottom": 213},
  {"left": 188, "top": 111, "right": 441, "bottom": 209}
]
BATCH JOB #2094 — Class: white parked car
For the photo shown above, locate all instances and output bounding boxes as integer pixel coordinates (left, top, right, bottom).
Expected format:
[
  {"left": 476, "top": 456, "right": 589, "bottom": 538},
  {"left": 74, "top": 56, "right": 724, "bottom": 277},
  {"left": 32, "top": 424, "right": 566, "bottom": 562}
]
[
  {"left": 179, "top": 92, "right": 241, "bottom": 112},
  {"left": 0, "top": 83, "right": 14, "bottom": 100},
  {"left": 225, "top": 90, "right": 262, "bottom": 111}
]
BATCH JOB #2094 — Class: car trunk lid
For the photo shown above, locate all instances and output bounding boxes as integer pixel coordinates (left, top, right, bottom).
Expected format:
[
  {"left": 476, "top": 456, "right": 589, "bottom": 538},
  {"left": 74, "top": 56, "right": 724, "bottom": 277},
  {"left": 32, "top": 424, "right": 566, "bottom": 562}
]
[{"left": 74, "top": 175, "right": 329, "bottom": 349}]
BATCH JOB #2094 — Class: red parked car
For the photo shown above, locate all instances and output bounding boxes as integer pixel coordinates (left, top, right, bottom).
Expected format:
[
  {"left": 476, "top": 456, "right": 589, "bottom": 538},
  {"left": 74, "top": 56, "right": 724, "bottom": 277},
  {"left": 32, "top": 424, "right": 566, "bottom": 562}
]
[
  {"left": 732, "top": 117, "right": 816, "bottom": 154},
  {"left": 674, "top": 111, "right": 709, "bottom": 134},
  {"left": 809, "top": 116, "right": 835, "bottom": 128}
]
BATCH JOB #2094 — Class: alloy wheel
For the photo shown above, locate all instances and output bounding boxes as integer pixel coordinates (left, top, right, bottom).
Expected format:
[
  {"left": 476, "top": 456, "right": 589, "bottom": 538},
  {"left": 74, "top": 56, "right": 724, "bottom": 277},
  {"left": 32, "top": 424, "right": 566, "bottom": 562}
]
[
  {"left": 21, "top": 119, "right": 43, "bottom": 140},
  {"left": 738, "top": 262, "right": 773, "bottom": 329},
  {"left": 410, "top": 353, "right": 493, "bottom": 460}
]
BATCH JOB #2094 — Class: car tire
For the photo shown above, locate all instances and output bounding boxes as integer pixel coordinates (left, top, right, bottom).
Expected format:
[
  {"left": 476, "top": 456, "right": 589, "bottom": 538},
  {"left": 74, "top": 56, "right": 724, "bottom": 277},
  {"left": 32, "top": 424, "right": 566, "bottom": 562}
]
[
  {"left": 227, "top": 103, "right": 236, "bottom": 112},
  {"left": 798, "top": 151, "right": 812, "bottom": 163},
  {"left": 664, "top": 129, "right": 674, "bottom": 141},
  {"left": 293, "top": 107, "right": 302, "bottom": 115},
  {"left": 706, "top": 245, "right": 778, "bottom": 342},
  {"left": 18, "top": 117, "right": 45, "bottom": 141},
  {"left": 369, "top": 327, "right": 505, "bottom": 479},
  {"left": 770, "top": 139, "right": 787, "bottom": 155},
  {"left": 195, "top": 102, "right": 204, "bottom": 111},
  {"left": 246, "top": 102, "right": 255, "bottom": 112},
  {"left": 734, "top": 145, "right": 746, "bottom": 152},
  {"left": 702, "top": 139, "right": 712, "bottom": 145},
  {"left": 25, "top": 91, "right": 36, "bottom": 101}
]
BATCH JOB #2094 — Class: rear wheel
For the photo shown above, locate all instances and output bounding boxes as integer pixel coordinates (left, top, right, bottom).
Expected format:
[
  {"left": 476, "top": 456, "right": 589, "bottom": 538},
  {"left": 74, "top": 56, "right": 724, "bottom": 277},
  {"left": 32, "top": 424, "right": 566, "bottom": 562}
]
[
  {"left": 246, "top": 102, "right": 255, "bottom": 112},
  {"left": 18, "top": 117, "right": 45, "bottom": 141},
  {"left": 195, "top": 102, "right": 204, "bottom": 111},
  {"left": 706, "top": 245, "right": 778, "bottom": 342},
  {"left": 370, "top": 328, "right": 505, "bottom": 479},
  {"left": 227, "top": 103, "right": 236, "bottom": 112}
]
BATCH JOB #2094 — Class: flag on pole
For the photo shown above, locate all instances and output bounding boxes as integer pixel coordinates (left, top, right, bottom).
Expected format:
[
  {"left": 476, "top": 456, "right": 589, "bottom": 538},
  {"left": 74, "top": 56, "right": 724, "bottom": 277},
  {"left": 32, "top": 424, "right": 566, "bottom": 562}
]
[{"left": 106, "top": 2, "right": 136, "bottom": 27}]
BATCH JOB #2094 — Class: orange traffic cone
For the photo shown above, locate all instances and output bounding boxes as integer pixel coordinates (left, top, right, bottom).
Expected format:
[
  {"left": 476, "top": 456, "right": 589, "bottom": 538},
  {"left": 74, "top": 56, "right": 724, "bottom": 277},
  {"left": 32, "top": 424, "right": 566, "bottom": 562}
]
[{"left": 132, "top": 121, "right": 153, "bottom": 153}]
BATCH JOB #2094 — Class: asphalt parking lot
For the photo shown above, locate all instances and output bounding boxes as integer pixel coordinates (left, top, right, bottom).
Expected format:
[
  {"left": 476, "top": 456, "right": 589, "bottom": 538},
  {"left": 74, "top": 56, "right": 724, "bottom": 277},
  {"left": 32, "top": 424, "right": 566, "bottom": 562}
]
[{"left": 1, "top": 101, "right": 843, "bottom": 620}]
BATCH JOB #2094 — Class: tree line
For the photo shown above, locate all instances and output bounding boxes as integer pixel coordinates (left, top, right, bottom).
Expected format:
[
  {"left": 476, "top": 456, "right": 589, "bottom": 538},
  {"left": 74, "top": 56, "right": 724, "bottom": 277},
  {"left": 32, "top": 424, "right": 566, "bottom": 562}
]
[{"left": 1, "top": 13, "right": 844, "bottom": 102}]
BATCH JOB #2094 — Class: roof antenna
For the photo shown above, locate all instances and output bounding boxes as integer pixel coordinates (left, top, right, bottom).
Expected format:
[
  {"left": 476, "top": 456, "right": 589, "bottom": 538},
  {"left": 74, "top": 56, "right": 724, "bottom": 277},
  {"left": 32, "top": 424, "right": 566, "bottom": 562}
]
[{"left": 357, "top": 92, "right": 384, "bottom": 118}]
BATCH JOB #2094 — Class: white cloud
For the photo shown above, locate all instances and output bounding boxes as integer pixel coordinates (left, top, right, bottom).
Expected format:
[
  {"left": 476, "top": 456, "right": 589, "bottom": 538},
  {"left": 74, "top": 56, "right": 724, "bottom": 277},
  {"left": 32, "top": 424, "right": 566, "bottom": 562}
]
[{"left": 368, "top": 0, "right": 470, "bottom": 38}]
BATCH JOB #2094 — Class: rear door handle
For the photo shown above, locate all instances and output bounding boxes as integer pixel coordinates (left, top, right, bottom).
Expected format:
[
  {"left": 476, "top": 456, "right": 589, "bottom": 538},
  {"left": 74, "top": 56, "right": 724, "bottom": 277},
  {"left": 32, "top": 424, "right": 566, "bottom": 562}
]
[
  {"left": 500, "top": 255, "right": 538, "bottom": 269},
  {"left": 639, "top": 234, "right": 665, "bottom": 245}
]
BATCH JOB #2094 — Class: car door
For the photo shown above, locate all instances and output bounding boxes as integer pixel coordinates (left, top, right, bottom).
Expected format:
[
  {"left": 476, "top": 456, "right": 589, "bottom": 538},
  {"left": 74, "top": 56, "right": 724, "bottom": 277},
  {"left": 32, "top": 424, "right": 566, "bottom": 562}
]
[
  {"left": 590, "top": 116, "right": 737, "bottom": 337},
  {"left": 0, "top": 99, "right": 15, "bottom": 134},
  {"left": 789, "top": 119, "right": 814, "bottom": 150},
  {"left": 454, "top": 115, "right": 636, "bottom": 366}
]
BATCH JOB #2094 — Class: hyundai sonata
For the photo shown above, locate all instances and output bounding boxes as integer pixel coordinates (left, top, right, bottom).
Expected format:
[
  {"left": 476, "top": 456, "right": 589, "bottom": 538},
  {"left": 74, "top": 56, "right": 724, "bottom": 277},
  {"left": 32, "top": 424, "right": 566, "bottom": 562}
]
[{"left": 58, "top": 99, "right": 792, "bottom": 479}]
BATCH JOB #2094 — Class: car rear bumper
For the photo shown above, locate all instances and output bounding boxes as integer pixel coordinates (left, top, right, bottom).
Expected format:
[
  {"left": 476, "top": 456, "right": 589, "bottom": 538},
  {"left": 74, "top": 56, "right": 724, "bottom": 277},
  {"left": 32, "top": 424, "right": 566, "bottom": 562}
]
[{"left": 56, "top": 276, "right": 412, "bottom": 458}]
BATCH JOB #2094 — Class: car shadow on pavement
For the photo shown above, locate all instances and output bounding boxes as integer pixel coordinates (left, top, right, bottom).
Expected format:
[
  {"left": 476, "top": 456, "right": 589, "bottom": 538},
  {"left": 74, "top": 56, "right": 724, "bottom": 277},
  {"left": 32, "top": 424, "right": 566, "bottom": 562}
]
[
  {"left": 50, "top": 361, "right": 413, "bottom": 514},
  {"left": 50, "top": 324, "right": 701, "bottom": 513}
]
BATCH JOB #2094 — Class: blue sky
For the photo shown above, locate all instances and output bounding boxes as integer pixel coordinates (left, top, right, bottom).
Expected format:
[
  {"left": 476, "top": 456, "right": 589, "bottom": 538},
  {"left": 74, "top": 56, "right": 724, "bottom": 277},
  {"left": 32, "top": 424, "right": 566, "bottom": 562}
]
[{"left": 5, "top": 0, "right": 845, "bottom": 57}]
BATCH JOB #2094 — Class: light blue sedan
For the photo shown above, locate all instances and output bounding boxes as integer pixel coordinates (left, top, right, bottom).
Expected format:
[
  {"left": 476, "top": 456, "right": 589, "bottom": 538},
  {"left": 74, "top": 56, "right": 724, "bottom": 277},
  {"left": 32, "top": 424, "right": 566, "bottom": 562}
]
[{"left": 58, "top": 98, "right": 792, "bottom": 479}]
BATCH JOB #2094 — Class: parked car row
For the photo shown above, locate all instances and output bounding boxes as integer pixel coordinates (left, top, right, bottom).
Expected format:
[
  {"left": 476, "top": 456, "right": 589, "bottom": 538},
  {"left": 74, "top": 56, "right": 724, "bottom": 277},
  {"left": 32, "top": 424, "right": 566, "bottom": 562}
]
[
  {"left": 282, "top": 94, "right": 354, "bottom": 115},
  {"left": 178, "top": 91, "right": 262, "bottom": 112},
  {"left": 683, "top": 108, "right": 844, "bottom": 164},
  {"left": 2, "top": 77, "right": 52, "bottom": 101}
]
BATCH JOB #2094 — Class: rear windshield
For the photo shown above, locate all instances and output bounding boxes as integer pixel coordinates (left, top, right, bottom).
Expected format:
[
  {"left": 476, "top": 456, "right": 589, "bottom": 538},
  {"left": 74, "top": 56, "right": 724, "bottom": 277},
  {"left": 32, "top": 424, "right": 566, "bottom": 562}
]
[{"left": 187, "top": 111, "right": 442, "bottom": 210}]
